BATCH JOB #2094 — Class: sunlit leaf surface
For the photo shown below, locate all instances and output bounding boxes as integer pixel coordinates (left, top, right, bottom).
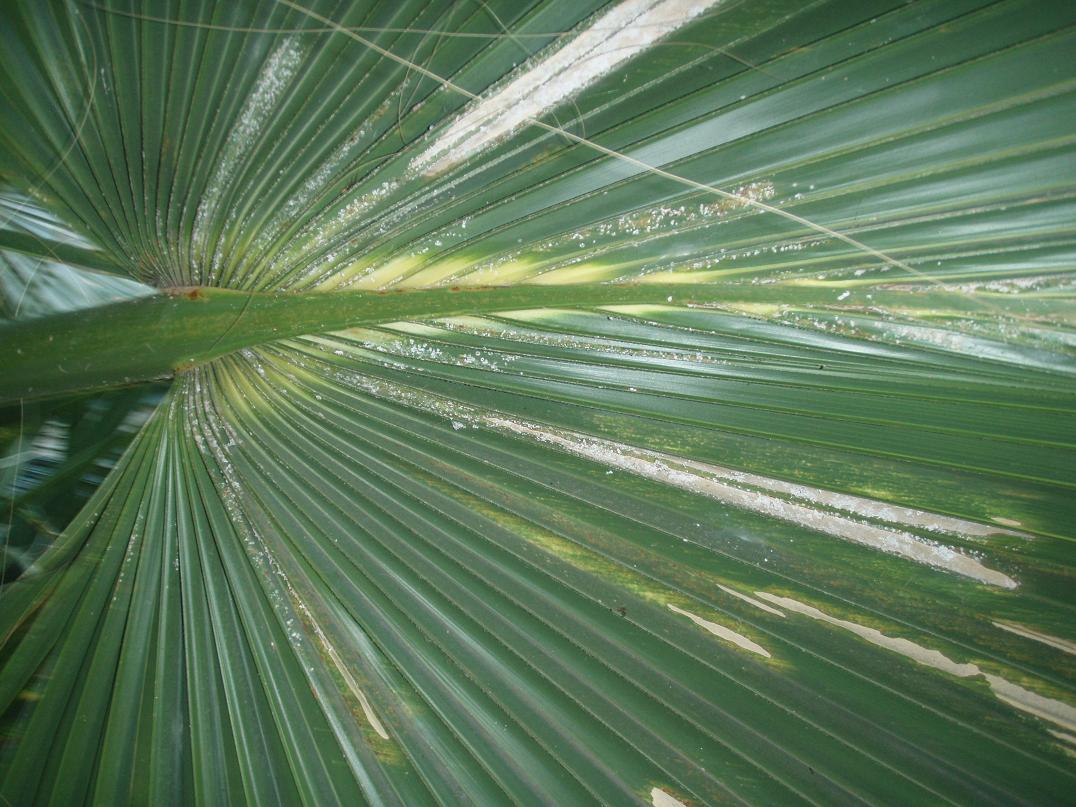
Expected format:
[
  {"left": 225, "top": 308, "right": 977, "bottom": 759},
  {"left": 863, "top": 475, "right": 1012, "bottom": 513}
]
[{"left": 1, "top": 1, "right": 1073, "bottom": 804}]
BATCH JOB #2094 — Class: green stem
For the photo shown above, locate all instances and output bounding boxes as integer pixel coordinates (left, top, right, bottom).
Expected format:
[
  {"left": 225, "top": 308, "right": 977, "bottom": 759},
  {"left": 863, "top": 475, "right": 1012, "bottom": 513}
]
[
  {"left": 2, "top": 283, "right": 709, "bottom": 402},
  {"left": 5, "top": 281, "right": 1062, "bottom": 403}
]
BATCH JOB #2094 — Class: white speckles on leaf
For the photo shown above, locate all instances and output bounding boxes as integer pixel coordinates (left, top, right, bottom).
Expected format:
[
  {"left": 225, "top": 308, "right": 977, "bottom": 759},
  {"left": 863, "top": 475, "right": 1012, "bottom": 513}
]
[
  {"left": 192, "top": 37, "right": 306, "bottom": 284},
  {"left": 484, "top": 418, "right": 1017, "bottom": 588}
]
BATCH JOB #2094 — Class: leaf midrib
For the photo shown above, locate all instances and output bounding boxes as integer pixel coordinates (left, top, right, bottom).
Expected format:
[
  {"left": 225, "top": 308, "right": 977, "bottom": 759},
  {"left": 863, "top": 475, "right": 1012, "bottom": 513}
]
[{"left": 1, "top": 283, "right": 751, "bottom": 402}]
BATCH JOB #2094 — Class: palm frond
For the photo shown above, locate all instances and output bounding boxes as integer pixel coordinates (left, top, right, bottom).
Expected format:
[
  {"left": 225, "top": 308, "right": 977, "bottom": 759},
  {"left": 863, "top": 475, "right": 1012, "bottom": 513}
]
[{"left": 1, "top": 1, "right": 1074, "bottom": 804}]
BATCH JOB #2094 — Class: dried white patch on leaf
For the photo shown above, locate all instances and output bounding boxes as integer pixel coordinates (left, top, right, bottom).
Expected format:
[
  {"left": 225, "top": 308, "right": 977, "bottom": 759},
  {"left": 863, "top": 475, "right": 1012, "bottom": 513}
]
[
  {"left": 755, "top": 593, "right": 980, "bottom": 677},
  {"left": 323, "top": 641, "right": 391, "bottom": 740},
  {"left": 991, "top": 516, "right": 1023, "bottom": 528},
  {"left": 651, "top": 786, "right": 690, "bottom": 807},
  {"left": 757, "top": 592, "right": 1076, "bottom": 733},
  {"left": 717, "top": 584, "right": 785, "bottom": 617},
  {"left": 985, "top": 675, "right": 1076, "bottom": 733},
  {"left": 992, "top": 621, "right": 1076, "bottom": 656},
  {"left": 1048, "top": 730, "right": 1076, "bottom": 757},
  {"left": 411, "top": 0, "right": 720, "bottom": 175},
  {"left": 667, "top": 603, "right": 771, "bottom": 657},
  {"left": 486, "top": 418, "right": 1016, "bottom": 588}
]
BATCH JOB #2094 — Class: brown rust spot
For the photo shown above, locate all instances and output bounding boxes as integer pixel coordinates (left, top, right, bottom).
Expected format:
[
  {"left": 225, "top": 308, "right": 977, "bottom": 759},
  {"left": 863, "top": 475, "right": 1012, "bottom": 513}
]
[{"left": 165, "top": 286, "right": 208, "bottom": 301}]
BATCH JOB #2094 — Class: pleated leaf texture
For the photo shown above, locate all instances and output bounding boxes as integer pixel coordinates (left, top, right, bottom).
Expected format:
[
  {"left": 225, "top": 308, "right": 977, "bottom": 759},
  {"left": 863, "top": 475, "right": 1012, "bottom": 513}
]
[{"left": 1, "top": 1, "right": 1074, "bottom": 805}]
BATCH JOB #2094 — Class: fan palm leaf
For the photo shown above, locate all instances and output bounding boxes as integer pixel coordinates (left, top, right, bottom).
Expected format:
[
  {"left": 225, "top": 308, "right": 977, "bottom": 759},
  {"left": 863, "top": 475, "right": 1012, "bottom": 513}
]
[{"left": 1, "top": 1, "right": 1074, "bottom": 804}]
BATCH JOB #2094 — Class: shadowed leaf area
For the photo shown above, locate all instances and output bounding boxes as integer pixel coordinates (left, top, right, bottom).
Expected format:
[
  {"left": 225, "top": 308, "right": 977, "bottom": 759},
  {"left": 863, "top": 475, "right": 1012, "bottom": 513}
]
[{"left": 0, "top": 1, "right": 1074, "bottom": 804}]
